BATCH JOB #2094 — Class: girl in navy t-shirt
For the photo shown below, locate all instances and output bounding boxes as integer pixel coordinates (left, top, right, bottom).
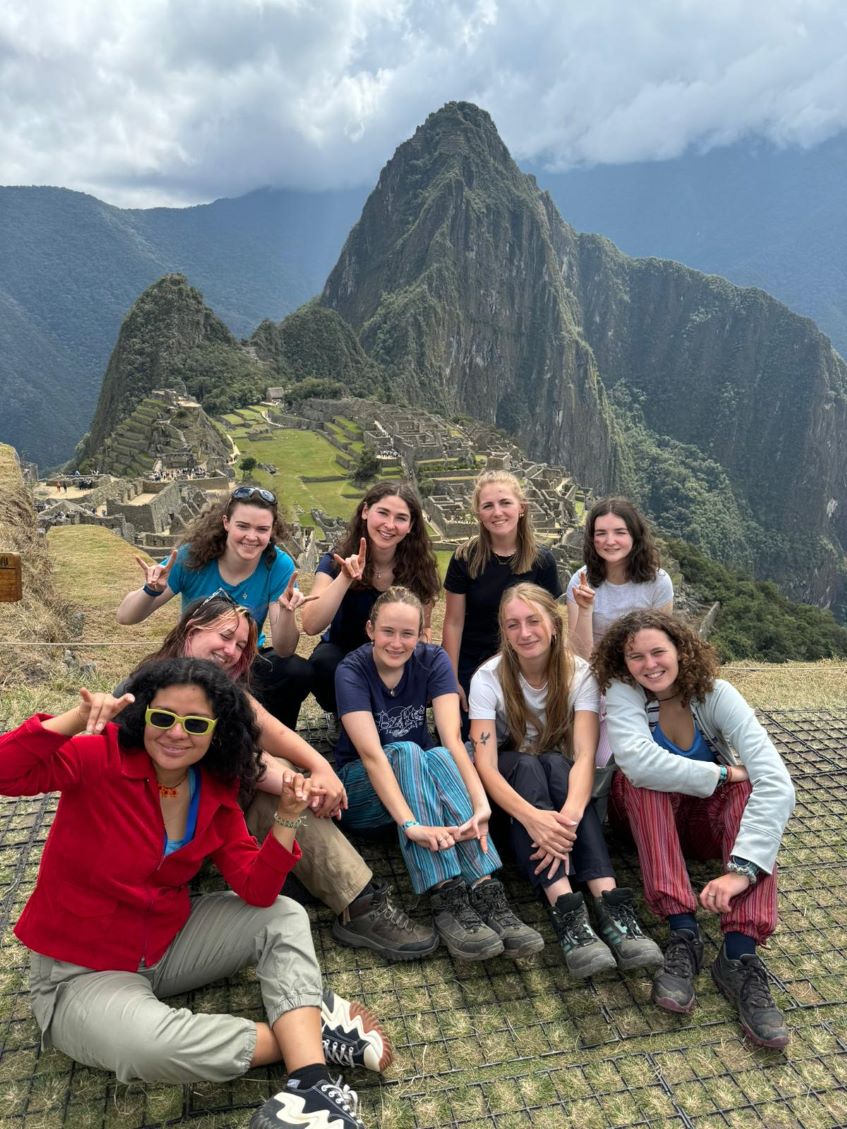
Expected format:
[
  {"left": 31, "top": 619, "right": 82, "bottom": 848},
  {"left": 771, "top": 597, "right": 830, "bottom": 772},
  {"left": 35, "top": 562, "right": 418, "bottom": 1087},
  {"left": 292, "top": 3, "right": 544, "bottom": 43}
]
[{"left": 334, "top": 587, "right": 542, "bottom": 963}]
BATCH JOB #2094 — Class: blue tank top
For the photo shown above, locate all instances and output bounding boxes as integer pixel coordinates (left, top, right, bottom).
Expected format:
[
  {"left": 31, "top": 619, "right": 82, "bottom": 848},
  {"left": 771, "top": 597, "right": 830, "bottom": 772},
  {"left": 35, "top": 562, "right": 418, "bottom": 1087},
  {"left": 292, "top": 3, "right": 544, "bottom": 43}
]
[
  {"left": 163, "top": 767, "right": 201, "bottom": 856},
  {"left": 653, "top": 720, "right": 716, "bottom": 763}
]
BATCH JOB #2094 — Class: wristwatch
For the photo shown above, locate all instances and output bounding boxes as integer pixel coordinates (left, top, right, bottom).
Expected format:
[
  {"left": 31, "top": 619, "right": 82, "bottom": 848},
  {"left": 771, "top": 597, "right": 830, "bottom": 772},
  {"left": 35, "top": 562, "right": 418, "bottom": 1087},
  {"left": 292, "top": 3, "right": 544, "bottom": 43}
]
[{"left": 726, "top": 855, "right": 760, "bottom": 885}]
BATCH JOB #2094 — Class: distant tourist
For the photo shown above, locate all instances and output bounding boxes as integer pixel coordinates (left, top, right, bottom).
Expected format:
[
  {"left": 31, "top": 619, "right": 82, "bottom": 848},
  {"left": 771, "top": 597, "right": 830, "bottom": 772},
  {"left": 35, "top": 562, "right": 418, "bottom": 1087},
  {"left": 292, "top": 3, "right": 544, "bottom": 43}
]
[
  {"left": 593, "top": 611, "right": 794, "bottom": 1048},
  {"left": 0, "top": 657, "right": 388, "bottom": 1128},
  {"left": 333, "top": 586, "right": 543, "bottom": 962},
  {"left": 116, "top": 485, "right": 313, "bottom": 729},
  {"left": 566, "top": 497, "right": 673, "bottom": 767},
  {"left": 128, "top": 594, "right": 436, "bottom": 962},
  {"left": 300, "top": 482, "right": 440, "bottom": 714},
  {"left": 470, "top": 583, "right": 661, "bottom": 978},
  {"left": 443, "top": 470, "right": 561, "bottom": 735}
]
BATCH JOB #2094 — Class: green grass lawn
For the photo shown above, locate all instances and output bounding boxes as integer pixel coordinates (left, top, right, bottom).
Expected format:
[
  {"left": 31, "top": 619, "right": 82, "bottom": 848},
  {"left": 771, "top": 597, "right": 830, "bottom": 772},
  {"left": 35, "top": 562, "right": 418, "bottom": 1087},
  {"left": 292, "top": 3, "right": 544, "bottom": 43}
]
[{"left": 233, "top": 428, "right": 363, "bottom": 527}]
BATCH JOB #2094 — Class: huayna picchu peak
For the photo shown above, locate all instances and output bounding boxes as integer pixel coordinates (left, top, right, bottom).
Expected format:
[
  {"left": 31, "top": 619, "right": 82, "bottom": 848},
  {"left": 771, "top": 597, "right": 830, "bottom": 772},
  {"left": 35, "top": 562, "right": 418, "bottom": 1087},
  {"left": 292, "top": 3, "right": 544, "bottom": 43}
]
[{"left": 321, "top": 101, "right": 847, "bottom": 611}]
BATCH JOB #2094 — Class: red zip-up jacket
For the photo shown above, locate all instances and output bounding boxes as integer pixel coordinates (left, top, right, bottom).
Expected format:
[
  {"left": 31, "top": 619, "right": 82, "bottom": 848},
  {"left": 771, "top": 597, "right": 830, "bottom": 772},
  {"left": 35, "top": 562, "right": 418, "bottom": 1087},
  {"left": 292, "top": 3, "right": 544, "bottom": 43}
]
[{"left": 0, "top": 714, "right": 301, "bottom": 971}]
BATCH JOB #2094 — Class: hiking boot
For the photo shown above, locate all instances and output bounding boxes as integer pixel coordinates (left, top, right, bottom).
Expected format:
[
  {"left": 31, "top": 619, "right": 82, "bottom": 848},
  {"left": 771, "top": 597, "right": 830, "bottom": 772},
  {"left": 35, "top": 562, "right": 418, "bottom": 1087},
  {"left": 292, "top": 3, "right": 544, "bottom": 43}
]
[
  {"left": 651, "top": 929, "right": 705, "bottom": 1014},
  {"left": 469, "top": 877, "right": 545, "bottom": 957},
  {"left": 593, "top": 888, "right": 663, "bottom": 971},
  {"left": 251, "top": 1076, "right": 364, "bottom": 1129},
  {"left": 549, "top": 892, "right": 617, "bottom": 979},
  {"left": 711, "top": 946, "right": 790, "bottom": 1049},
  {"left": 429, "top": 877, "right": 505, "bottom": 960},
  {"left": 321, "top": 988, "right": 393, "bottom": 1073},
  {"left": 332, "top": 882, "right": 439, "bottom": 962}
]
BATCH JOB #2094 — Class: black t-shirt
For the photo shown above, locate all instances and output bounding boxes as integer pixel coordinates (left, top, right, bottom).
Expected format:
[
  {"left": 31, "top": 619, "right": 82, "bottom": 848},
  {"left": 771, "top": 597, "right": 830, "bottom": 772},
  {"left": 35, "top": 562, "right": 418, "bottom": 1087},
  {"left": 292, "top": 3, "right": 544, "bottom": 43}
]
[
  {"left": 444, "top": 547, "right": 562, "bottom": 678},
  {"left": 316, "top": 552, "right": 380, "bottom": 655}
]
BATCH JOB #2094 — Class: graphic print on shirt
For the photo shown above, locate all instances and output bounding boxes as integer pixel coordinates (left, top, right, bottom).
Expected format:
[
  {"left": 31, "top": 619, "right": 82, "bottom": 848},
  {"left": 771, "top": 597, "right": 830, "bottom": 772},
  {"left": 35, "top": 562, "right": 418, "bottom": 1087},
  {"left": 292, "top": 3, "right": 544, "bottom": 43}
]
[{"left": 376, "top": 703, "right": 426, "bottom": 741}]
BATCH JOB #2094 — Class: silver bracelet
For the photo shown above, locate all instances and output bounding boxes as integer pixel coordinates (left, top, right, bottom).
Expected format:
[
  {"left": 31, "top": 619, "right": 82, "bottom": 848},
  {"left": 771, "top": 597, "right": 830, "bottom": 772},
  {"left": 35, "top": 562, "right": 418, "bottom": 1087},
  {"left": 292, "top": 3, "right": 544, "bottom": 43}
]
[{"left": 272, "top": 812, "right": 306, "bottom": 830}]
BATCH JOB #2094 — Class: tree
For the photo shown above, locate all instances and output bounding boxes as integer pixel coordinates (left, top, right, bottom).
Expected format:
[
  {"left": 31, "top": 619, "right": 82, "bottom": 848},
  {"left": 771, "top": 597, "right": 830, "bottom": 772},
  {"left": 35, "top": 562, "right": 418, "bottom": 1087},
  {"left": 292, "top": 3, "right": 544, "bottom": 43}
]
[
  {"left": 239, "top": 456, "right": 257, "bottom": 479},
  {"left": 352, "top": 446, "right": 380, "bottom": 486}
]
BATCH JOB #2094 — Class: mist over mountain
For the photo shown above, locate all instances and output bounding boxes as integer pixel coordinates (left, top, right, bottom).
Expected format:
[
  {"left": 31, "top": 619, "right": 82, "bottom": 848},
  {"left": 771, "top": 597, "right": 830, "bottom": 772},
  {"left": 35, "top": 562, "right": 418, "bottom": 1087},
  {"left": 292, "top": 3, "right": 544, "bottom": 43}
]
[{"left": 528, "top": 130, "right": 847, "bottom": 358}]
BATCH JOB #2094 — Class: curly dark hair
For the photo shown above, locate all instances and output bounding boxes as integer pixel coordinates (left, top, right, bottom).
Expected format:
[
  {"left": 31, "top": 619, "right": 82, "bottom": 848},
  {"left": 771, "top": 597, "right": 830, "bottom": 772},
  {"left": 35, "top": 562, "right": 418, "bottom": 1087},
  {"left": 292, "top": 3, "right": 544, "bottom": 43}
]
[
  {"left": 179, "top": 491, "right": 287, "bottom": 570},
  {"left": 582, "top": 497, "right": 661, "bottom": 588},
  {"left": 332, "top": 481, "right": 440, "bottom": 604},
  {"left": 117, "top": 657, "right": 264, "bottom": 791},
  {"left": 591, "top": 610, "right": 720, "bottom": 706}
]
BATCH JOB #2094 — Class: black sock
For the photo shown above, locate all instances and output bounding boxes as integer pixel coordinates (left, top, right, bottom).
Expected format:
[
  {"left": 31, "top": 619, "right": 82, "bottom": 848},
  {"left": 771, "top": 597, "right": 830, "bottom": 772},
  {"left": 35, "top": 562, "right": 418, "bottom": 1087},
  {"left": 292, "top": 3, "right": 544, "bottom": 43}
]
[
  {"left": 287, "top": 1064, "right": 331, "bottom": 1091},
  {"left": 724, "top": 931, "right": 756, "bottom": 960},
  {"left": 668, "top": 913, "right": 699, "bottom": 936},
  {"left": 345, "top": 881, "right": 377, "bottom": 916}
]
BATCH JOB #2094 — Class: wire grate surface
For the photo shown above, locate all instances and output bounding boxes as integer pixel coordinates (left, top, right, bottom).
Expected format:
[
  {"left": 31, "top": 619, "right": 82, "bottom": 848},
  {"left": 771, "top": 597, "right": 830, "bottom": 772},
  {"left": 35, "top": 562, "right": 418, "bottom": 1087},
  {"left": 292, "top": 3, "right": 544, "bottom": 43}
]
[{"left": 0, "top": 710, "right": 845, "bottom": 1128}]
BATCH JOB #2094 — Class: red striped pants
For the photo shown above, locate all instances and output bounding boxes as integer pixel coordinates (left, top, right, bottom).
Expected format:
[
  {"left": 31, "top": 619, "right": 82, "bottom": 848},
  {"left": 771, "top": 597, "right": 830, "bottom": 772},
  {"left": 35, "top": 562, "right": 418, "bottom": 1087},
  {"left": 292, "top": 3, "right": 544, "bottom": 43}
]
[{"left": 610, "top": 772, "right": 779, "bottom": 944}]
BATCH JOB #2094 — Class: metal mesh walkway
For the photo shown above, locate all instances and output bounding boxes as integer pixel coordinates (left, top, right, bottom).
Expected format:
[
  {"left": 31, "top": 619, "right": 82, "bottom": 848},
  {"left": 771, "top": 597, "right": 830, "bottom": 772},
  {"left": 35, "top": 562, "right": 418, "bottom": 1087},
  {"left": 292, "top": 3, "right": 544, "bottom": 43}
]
[{"left": 0, "top": 710, "right": 845, "bottom": 1128}]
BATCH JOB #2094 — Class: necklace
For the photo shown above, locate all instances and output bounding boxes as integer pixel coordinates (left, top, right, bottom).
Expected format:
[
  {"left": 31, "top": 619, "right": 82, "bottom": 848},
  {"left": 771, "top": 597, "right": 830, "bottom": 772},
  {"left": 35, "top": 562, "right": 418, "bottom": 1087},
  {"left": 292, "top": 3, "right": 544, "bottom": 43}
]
[
  {"left": 158, "top": 774, "right": 188, "bottom": 798},
  {"left": 655, "top": 692, "right": 682, "bottom": 703}
]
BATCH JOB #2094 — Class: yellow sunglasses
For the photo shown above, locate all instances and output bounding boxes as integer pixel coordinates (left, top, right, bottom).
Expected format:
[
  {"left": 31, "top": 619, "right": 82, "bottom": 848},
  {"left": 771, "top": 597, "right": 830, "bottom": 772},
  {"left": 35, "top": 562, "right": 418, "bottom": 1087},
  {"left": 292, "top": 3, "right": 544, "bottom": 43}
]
[{"left": 144, "top": 707, "right": 218, "bottom": 736}]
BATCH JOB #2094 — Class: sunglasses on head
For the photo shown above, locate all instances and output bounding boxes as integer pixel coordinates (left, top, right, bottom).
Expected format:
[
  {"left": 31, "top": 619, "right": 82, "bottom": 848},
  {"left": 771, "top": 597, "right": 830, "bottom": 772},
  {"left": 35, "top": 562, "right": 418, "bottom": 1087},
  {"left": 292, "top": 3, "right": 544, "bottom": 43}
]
[
  {"left": 145, "top": 707, "right": 218, "bottom": 736},
  {"left": 196, "top": 588, "right": 240, "bottom": 613},
  {"left": 231, "top": 486, "right": 276, "bottom": 505}
]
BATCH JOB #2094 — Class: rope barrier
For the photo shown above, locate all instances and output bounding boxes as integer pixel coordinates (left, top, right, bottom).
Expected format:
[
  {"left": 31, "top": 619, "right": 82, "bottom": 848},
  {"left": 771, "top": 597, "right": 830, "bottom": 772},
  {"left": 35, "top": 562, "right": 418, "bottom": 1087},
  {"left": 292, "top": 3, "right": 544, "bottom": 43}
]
[{"left": 0, "top": 641, "right": 156, "bottom": 647}]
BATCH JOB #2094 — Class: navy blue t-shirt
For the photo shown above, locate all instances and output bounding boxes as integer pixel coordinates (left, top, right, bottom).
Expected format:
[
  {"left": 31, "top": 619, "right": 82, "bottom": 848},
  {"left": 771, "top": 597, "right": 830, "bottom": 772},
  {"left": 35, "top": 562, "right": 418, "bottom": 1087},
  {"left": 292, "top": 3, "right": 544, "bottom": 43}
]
[
  {"left": 316, "top": 552, "right": 381, "bottom": 654},
  {"left": 444, "top": 547, "right": 562, "bottom": 679},
  {"left": 334, "top": 642, "right": 459, "bottom": 769}
]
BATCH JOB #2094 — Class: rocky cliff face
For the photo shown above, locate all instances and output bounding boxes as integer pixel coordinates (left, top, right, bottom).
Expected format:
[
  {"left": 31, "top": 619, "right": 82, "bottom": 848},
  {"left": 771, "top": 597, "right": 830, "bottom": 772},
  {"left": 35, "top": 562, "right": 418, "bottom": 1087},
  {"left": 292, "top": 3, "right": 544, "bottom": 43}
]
[
  {"left": 321, "top": 102, "right": 624, "bottom": 495},
  {"left": 76, "top": 274, "right": 266, "bottom": 467},
  {"left": 321, "top": 102, "right": 847, "bottom": 607}
]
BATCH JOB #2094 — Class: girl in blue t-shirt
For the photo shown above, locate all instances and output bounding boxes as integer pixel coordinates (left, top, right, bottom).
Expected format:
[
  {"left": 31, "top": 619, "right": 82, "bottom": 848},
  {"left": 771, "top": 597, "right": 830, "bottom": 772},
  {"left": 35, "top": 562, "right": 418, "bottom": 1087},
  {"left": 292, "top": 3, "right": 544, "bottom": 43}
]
[
  {"left": 335, "top": 587, "right": 542, "bottom": 963},
  {"left": 116, "top": 485, "right": 314, "bottom": 729}
]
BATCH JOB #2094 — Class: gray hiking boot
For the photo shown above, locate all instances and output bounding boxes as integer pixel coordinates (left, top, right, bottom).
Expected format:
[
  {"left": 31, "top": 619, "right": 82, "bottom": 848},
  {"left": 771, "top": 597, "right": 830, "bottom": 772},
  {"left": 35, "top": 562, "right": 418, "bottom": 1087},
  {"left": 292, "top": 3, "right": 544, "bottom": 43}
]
[
  {"left": 549, "top": 892, "right": 617, "bottom": 978},
  {"left": 651, "top": 929, "right": 705, "bottom": 1014},
  {"left": 332, "top": 882, "right": 439, "bottom": 962},
  {"left": 711, "top": 946, "right": 790, "bottom": 1049},
  {"left": 593, "top": 888, "right": 663, "bottom": 971},
  {"left": 429, "top": 877, "right": 505, "bottom": 960},
  {"left": 469, "top": 877, "right": 545, "bottom": 958}
]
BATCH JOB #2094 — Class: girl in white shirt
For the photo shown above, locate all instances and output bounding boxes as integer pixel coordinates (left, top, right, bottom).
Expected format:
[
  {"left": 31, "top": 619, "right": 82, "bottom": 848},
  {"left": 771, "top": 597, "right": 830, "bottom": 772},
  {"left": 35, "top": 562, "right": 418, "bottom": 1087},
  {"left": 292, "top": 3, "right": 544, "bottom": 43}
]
[{"left": 469, "top": 583, "right": 660, "bottom": 980}]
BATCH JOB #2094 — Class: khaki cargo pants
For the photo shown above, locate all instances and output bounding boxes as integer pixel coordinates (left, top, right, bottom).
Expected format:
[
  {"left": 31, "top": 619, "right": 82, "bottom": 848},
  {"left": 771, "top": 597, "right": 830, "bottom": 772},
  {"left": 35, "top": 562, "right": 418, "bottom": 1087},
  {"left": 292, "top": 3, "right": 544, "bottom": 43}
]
[{"left": 29, "top": 891, "right": 322, "bottom": 1084}]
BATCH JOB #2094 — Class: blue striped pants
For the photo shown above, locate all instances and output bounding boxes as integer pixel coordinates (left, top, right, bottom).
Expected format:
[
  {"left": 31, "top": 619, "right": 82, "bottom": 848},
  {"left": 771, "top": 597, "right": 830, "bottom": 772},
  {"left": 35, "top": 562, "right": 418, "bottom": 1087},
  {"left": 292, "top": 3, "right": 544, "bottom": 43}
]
[{"left": 338, "top": 743, "right": 501, "bottom": 894}]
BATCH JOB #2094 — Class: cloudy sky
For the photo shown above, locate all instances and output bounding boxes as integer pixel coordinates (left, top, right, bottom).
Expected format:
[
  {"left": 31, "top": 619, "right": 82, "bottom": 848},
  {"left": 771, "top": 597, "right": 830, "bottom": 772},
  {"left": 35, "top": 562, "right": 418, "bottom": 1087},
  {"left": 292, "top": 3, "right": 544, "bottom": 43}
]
[{"left": 2, "top": 0, "right": 847, "bottom": 207}]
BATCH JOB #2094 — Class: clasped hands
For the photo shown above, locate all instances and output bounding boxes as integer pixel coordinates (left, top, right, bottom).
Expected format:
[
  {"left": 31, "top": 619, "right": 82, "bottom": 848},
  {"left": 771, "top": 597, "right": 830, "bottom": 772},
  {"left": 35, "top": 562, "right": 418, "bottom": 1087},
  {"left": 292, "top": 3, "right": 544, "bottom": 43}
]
[
  {"left": 404, "top": 802, "right": 492, "bottom": 854},
  {"left": 527, "top": 807, "right": 580, "bottom": 880}
]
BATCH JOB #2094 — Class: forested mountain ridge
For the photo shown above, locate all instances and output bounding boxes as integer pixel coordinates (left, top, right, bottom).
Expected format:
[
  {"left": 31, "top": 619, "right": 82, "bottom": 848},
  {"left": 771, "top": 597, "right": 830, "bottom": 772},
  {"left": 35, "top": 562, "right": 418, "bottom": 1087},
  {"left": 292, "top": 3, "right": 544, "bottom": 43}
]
[
  {"left": 320, "top": 102, "right": 847, "bottom": 609},
  {"left": 0, "top": 185, "right": 363, "bottom": 464}
]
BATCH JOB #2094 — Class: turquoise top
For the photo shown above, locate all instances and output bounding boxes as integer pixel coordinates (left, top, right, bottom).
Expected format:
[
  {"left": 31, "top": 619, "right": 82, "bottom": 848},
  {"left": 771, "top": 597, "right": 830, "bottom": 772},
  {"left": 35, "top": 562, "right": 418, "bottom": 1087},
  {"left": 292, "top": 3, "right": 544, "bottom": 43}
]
[{"left": 163, "top": 767, "right": 201, "bottom": 856}]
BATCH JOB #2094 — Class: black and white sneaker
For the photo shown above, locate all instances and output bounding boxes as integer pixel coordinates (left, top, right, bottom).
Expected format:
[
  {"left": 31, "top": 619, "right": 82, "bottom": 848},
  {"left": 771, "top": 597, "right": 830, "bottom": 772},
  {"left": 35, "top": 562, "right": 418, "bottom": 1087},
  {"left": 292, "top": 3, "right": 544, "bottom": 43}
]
[
  {"left": 321, "top": 988, "right": 393, "bottom": 1073},
  {"left": 251, "top": 1076, "right": 364, "bottom": 1129}
]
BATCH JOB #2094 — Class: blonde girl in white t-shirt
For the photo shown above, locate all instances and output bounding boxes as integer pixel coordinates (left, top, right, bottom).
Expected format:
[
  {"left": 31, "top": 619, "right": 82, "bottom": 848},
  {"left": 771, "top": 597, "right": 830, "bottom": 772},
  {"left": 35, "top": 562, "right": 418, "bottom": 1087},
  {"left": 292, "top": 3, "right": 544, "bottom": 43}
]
[{"left": 469, "top": 583, "right": 660, "bottom": 980}]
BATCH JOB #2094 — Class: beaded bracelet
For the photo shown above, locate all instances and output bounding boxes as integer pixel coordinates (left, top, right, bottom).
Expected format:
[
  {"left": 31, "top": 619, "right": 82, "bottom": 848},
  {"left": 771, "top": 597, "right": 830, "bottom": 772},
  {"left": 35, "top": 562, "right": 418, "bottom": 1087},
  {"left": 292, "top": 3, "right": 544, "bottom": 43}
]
[
  {"left": 272, "top": 812, "right": 306, "bottom": 830},
  {"left": 717, "top": 764, "right": 729, "bottom": 787}
]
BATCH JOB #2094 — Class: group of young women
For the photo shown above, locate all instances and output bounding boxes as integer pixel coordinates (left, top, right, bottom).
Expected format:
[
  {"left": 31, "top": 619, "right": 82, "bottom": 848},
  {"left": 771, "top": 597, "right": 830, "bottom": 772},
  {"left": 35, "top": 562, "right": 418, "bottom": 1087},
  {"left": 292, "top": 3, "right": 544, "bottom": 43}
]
[{"left": 0, "top": 471, "right": 795, "bottom": 1129}]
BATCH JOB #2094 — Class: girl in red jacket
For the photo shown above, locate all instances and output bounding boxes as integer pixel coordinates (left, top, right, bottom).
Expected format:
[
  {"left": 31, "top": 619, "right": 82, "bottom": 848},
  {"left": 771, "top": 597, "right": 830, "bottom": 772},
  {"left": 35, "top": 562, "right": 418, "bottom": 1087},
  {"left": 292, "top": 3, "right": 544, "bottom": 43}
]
[{"left": 0, "top": 657, "right": 387, "bottom": 1129}]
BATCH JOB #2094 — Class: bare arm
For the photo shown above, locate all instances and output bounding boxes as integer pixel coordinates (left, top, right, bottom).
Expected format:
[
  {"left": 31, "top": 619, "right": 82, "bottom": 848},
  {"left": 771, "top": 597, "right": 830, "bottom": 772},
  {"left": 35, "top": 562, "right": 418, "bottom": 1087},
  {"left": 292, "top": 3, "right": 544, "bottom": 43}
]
[
  {"left": 469, "top": 718, "right": 575, "bottom": 862},
  {"left": 116, "top": 550, "right": 177, "bottom": 624},
  {"left": 299, "top": 570, "right": 351, "bottom": 636},
  {"left": 341, "top": 709, "right": 460, "bottom": 851},
  {"left": 441, "top": 591, "right": 467, "bottom": 709},
  {"left": 249, "top": 694, "right": 346, "bottom": 815},
  {"left": 560, "top": 710, "right": 599, "bottom": 822},
  {"left": 566, "top": 570, "right": 595, "bottom": 661}
]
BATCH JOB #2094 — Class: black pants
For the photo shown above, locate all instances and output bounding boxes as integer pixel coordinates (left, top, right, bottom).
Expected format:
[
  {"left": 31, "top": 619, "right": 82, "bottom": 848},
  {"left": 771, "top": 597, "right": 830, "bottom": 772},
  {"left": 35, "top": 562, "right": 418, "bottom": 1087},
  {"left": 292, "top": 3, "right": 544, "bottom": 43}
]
[
  {"left": 249, "top": 650, "right": 314, "bottom": 730},
  {"left": 307, "top": 641, "right": 348, "bottom": 714},
  {"left": 498, "top": 750, "right": 615, "bottom": 890}
]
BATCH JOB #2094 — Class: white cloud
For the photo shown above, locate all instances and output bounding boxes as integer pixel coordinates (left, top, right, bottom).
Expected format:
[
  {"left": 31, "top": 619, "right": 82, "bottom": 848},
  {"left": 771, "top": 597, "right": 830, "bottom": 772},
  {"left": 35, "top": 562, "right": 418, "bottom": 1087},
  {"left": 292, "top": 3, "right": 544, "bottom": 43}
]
[{"left": 1, "top": 0, "right": 846, "bottom": 205}]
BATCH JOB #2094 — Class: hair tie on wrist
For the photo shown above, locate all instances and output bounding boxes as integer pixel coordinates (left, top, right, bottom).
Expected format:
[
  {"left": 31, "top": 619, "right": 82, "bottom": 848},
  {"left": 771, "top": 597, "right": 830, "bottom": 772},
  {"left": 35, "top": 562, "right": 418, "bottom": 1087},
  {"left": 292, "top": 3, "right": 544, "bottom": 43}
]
[{"left": 142, "top": 584, "right": 161, "bottom": 598}]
